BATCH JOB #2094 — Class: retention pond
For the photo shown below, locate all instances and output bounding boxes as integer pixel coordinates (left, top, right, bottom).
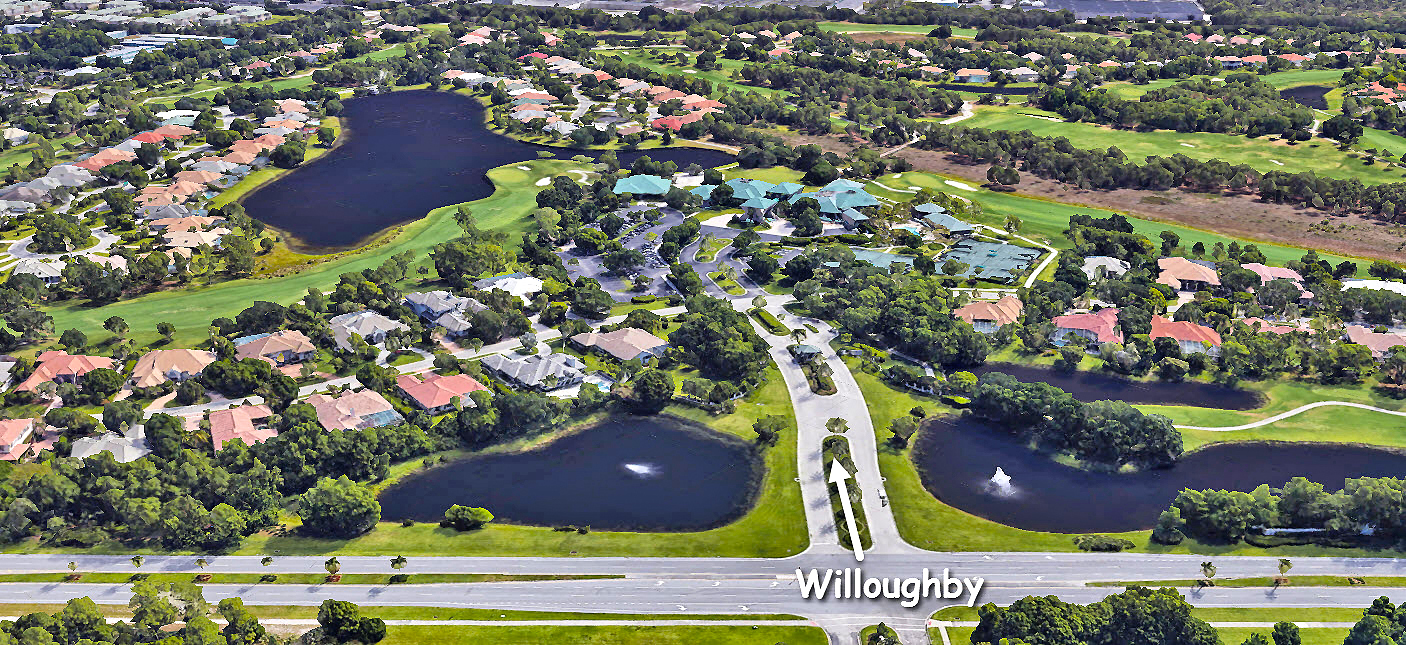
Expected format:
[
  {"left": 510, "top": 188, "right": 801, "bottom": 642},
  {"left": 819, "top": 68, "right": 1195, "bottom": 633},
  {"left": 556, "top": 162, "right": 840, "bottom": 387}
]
[
  {"left": 911, "top": 415, "right": 1406, "bottom": 533},
  {"left": 378, "top": 415, "right": 763, "bottom": 532},
  {"left": 968, "top": 363, "right": 1262, "bottom": 410},
  {"left": 241, "top": 90, "right": 733, "bottom": 248}
]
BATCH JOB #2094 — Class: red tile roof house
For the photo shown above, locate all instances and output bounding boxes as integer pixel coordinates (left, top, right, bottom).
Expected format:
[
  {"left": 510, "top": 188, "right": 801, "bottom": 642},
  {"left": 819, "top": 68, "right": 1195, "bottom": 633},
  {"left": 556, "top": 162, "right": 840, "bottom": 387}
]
[
  {"left": 396, "top": 373, "right": 488, "bottom": 413},
  {"left": 953, "top": 295, "right": 1023, "bottom": 334},
  {"left": 1240, "top": 317, "right": 1306, "bottom": 335},
  {"left": 209, "top": 403, "right": 275, "bottom": 449},
  {"left": 233, "top": 330, "right": 315, "bottom": 365},
  {"left": 307, "top": 390, "right": 403, "bottom": 431},
  {"left": 15, "top": 351, "right": 117, "bottom": 393},
  {"left": 129, "top": 131, "right": 168, "bottom": 145},
  {"left": 1242, "top": 263, "right": 1314, "bottom": 301},
  {"left": 1150, "top": 315, "right": 1223, "bottom": 356},
  {"left": 1156, "top": 256, "right": 1221, "bottom": 293},
  {"left": 0, "top": 419, "right": 37, "bottom": 461},
  {"left": 1053, "top": 309, "right": 1123, "bottom": 348},
  {"left": 1345, "top": 325, "right": 1406, "bottom": 360}
]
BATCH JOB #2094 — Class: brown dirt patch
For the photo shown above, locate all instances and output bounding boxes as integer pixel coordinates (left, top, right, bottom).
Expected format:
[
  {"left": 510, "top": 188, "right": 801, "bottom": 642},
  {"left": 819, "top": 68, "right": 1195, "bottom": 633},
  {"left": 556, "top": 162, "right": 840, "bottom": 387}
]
[{"left": 773, "top": 130, "right": 1406, "bottom": 262}]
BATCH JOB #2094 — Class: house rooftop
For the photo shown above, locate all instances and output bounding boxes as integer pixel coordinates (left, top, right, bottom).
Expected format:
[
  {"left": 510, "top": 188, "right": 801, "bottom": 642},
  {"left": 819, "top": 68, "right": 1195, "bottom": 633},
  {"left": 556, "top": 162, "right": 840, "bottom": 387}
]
[{"left": 954, "top": 295, "right": 1023, "bottom": 327}]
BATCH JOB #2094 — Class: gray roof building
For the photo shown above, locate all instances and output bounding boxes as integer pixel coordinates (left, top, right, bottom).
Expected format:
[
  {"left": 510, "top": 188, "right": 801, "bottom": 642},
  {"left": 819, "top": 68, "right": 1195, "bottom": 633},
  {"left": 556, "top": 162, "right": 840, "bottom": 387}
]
[
  {"left": 329, "top": 310, "right": 410, "bottom": 351},
  {"left": 480, "top": 352, "right": 584, "bottom": 391}
]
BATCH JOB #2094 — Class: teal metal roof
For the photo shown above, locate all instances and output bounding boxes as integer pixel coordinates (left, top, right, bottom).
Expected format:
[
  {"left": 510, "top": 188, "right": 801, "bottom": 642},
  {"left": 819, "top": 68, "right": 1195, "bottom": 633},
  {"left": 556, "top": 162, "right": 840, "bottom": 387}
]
[
  {"left": 725, "top": 178, "right": 773, "bottom": 201},
  {"left": 939, "top": 241, "right": 1041, "bottom": 283},
  {"left": 824, "top": 178, "right": 865, "bottom": 191},
  {"left": 922, "top": 212, "right": 973, "bottom": 233},
  {"left": 613, "top": 174, "right": 671, "bottom": 196},
  {"left": 769, "top": 182, "right": 804, "bottom": 196},
  {"left": 740, "top": 196, "right": 778, "bottom": 210}
]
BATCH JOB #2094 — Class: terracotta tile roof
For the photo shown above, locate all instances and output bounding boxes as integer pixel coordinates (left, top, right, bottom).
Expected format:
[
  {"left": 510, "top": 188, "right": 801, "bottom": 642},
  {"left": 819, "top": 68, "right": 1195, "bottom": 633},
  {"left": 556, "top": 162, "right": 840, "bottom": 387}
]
[
  {"left": 954, "top": 295, "right": 1023, "bottom": 327},
  {"left": 1346, "top": 325, "right": 1406, "bottom": 357},
  {"left": 395, "top": 373, "right": 487, "bottom": 409},
  {"left": 16, "top": 351, "right": 116, "bottom": 392},
  {"left": 152, "top": 124, "right": 197, "bottom": 138},
  {"left": 209, "top": 404, "right": 275, "bottom": 449},
  {"left": 1053, "top": 308, "right": 1123, "bottom": 344},
  {"left": 1240, "top": 317, "right": 1304, "bottom": 334},
  {"left": 1150, "top": 315, "right": 1222, "bottom": 346},
  {"left": 234, "top": 330, "right": 314, "bottom": 362},
  {"left": 131, "top": 349, "right": 217, "bottom": 388},
  {"left": 0, "top": 419, "right": 34, "bottom": 448},
  {"left": 571, "top": 328, "right": 669, "bottom": 362},
  {"left": 307, "top": 390, "right": 401, "bottom": 431},
  {"left": 1157, "top": 257, "right": 1221, "bottom": 290}
]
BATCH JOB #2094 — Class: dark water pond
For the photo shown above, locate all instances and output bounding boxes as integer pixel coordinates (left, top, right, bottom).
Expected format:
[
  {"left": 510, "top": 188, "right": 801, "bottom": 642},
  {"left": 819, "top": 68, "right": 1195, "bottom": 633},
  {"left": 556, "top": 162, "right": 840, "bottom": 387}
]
[
  {"left": 912, "top": 415, "right": 1406, "bottom": 533},
  {"left": 241, "top": 90, "right": 733, "bottom": 248},
  {"left": 967, "top": 363, "right": 1262, "bottom": 410},
  {"left": 1280, "top": 85, "right": 1329, "bottom": 110},
  {"left": 378, "top": 415, "right": 763, "bottom": 531}
]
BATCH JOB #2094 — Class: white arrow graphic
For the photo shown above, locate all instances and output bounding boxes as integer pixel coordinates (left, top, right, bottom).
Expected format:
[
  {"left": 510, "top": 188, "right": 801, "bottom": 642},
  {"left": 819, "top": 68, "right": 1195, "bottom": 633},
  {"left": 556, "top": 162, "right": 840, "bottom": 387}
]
[{"left": 829, "top": 459, "right": 864, "bottom": 562}]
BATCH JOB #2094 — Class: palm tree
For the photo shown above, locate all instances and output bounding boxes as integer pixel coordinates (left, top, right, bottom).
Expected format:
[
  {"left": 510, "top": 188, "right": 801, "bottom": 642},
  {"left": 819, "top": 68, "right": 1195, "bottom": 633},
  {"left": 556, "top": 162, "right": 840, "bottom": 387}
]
[
  {"left": 790, "top": 328, "right": 807, "bottom": 345},
  {"left": 390, "top": 556, "right": 408, "bottom": 571},
  {"left": 325, "top": 557, "right": 341, "bottom": 577},
  {"left": 195, "top": 558, "right": 208, "bottom": 569},
  {"left": 1200, "top": 561, "right": 1216, "bottom": 586},
  {"left": 131, "top": 556, "right": 144, "bottom": 568},
  {"left": 260, "top": 557, "right": 273, "bottom": 566},
  {"left": 67, "top": 562, "right": 76, "bottom": 572},
  {"left": 1277, "top": 558, "right": 1292, "bottom": 584}
]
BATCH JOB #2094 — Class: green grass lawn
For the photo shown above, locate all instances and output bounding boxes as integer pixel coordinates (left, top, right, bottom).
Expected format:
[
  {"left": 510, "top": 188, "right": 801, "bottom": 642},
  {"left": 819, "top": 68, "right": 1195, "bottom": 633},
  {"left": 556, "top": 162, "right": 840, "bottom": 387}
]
[
  {"left": 0, "top": 602, "right": 801, "bottom": 622},
  {"left": 1092, "top": 575, "right": 1406, "bottom": 588},
  {"left": 719, "top": 163, "right": 1363, "bottom": 270},
  {"left": 380, "top": 624, "right": 827, "bottom": 645},
  {"left": 1136, "top": 379, "right": 1406, "bottom": 452},
  {"left": 694, "top": 236, "right": 730, "bottom": 262},
  {"left": 933, "top": 605, "right": 1366, "bottom": 622},
  {"left": 816, "top": 22, "right": 978, "bottom": 38},
  {"left": 847, "top": 357, "right": 1406, "bottom": 557},
  {"left": 1261, "top": 68, "right": 1347, "bottom": 89},
  {"left": 4, "top": 367, "right": 804, "bottom": 558},
  {"left": 865, "top": 171, "right": 1367, "bottom": 271},
  {"left": 218, "top": 366, "right": 805, "bottom": 557},
  {"left": 708, "top": 271, "right": 746, "bottom": 295},
  {"left": 604, "top": 50, "right": 778, "bottom": 97},
  {"left": 0, "top": 134, "right": 83, "bottom": 169},
  {"left": 43, "top": 160, "right": 574, "bottom": 348},
  {"left": 939, "top": 626, "right": 1342, "bottom": 645},
  {"left": 960, "top": 105, "right": 1406, "bottom": 185},
  {"left": 0, "top": 572, "right": 611, "bottom": 585}
]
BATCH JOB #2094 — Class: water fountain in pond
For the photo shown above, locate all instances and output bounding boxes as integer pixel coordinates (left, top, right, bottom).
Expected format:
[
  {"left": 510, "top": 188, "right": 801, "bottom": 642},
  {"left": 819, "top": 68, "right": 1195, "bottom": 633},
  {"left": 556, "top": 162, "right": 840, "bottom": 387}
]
[
  {"left": 987, "top": 467, "right": 1015, "bottom": 497},
  {"left": 624, "top": 463, "right": 659, "bottom": 478}
]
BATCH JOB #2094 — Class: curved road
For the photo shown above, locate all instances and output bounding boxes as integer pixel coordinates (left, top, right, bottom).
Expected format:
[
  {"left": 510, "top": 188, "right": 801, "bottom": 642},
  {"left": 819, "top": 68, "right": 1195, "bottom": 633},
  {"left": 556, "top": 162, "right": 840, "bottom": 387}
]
[
  {"left": 1175, "top": 400, "right": 1406, "bottom": 432},
  {"left": 2, "top": 229, "right": 1395, "bottom": 642}
]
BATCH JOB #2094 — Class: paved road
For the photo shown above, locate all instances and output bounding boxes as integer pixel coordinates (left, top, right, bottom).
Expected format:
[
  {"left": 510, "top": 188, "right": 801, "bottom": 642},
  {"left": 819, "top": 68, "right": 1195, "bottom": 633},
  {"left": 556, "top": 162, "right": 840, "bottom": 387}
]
[
  {"left": 746, "top": 295, "right": 908, "bottom": 556},
  {"left": 1175, "top": 400, "right": 1406, "bottom": 431},
  {"left": 13, "top": 551, "right": 1406, "bottom": 582},
  {"left": 0, "top": 579, "right": 1399, "bottom": 629}
]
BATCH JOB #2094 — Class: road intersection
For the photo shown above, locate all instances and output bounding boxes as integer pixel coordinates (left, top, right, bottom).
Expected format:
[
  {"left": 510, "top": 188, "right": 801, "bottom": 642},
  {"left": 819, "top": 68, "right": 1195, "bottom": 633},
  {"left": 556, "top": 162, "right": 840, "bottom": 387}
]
[{"left": 5, "top": 244, "right": 1402, "bottom": 644}]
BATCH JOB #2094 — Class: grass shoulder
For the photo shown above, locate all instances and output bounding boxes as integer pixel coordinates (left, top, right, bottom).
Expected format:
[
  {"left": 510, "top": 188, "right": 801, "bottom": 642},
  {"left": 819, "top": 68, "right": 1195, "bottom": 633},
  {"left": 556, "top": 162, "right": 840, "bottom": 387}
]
[{"left": 228, "top": 365, "right": 805, "bottom": 557}]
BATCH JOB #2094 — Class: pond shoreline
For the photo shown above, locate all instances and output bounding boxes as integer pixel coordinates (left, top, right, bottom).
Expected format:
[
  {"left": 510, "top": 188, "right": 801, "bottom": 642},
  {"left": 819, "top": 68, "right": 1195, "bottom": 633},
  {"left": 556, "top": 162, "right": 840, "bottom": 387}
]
[
  {"left": 238, "top": 89, "right": 733, "bottom": 250},
  {"left": 377, "top": 413, "right": 765, "bottom": 533},
  {"left": 910, "top": 414, "right": 1406, "bottom": 534}
]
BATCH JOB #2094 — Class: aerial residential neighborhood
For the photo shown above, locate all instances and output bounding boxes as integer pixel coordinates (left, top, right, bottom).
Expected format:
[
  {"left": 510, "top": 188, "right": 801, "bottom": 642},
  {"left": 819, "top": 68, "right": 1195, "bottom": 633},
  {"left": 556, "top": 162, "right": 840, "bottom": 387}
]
[{"left": 0, "top": 0, "right": 1403, "bottom": 642}]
